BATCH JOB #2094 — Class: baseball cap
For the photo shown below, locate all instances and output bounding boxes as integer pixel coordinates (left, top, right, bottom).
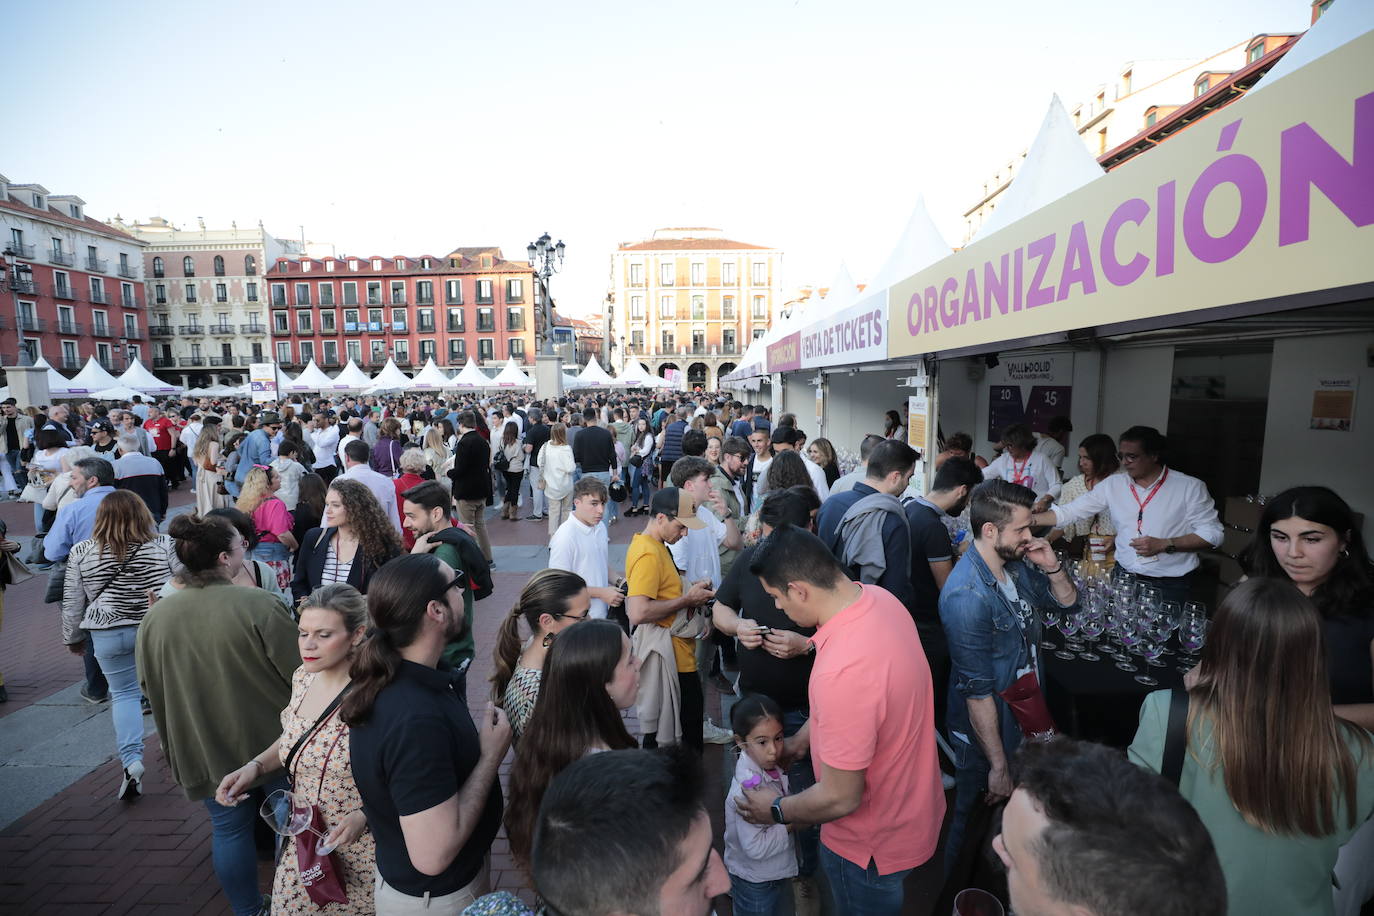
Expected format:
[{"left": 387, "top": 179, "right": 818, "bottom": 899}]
[{"left": 649, "top": 487, "right": 706, "bottom": 529}]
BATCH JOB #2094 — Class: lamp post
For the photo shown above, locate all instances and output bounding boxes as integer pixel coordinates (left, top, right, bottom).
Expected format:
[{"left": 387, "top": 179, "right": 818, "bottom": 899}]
[{"left": 526, "top": 232, "right": 565, "bottom": 357}]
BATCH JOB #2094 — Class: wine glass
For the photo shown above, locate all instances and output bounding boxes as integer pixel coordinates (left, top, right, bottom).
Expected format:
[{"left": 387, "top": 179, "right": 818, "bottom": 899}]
[
  {"left": 260, "top": 789, "right": 337, "bottom": 855},
  {"left": 1156, "top": 600, "right": 1182, "bottom": 655},
  {"left": 1179, "top": 606, "right": 1209, "bottom": 672},
  {"left": 1077, "top": 612, "right": 1104, "bottom": 662},
  {"left": 1114, "top": 613, "right": 1140, "bottom": 672},
  {"left": 1059, "top": 612, "right": 1084, "bottom": 660},
  {"left": 1039, "top": 606, "right": 1061, "bottom": 651},
  {"left": 1134, "top": 629, "right": 1162, "bottom": 686}
]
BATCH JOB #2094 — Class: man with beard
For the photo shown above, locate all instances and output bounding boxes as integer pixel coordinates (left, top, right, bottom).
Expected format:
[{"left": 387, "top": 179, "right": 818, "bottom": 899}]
[
  {"left": 400, "top": 481, "right": 493, "bottom": 704},
  {"left": 937, "top": 479, "right": 1078, "bottom": 873}
]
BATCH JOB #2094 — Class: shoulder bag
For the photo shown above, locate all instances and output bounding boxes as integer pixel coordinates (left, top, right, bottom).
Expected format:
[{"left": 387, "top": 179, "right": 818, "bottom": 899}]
[
  {"left": 283, "top": 683, "right": 353, "bottom": 907},
  {"left": 1161, "top": 688, "right": 1190, "bottom": 786}
]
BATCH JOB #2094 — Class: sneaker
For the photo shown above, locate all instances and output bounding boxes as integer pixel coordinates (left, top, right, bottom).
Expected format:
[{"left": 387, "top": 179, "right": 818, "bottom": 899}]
[
  {"left": 118, "top": 760, "right": 144, "bottom": 800},
  {"left": 79, "top": 685, "right": 110, "bottom": 704},
  {"left": 524, "top": 514, "right": 545, "bottom": 521},
  {"left": 702, "top": 719, "right": 734, "bottom": 744},
  {"left": 141, "top": 696, "right": 152, "bottom": 716}
]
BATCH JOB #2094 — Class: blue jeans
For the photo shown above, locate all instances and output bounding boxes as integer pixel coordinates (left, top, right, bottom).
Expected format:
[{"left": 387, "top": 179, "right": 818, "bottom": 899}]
[
  {"left": 945, "top": 732, "right": 993, "bottom": 874},
  {"left": 782, "top": 707, "right": 819, "bottom": 877},
  {"left": 586, "top": 471, "right": 618, "bottom": 524},
  {"left": 89, "top": 626, "right": 143, "bottom": 767},
  {"left": 83, "top": 637, "right": 109, "bottom": 699},
  {"left": 819, "top": 843, "right": 911, "bottom": 916},
  {"left": 630, "top": 461, "right": 653, "bottom": 507},
  {"left": 203, "top": 774, "right": 289, "bottom": 916},
  {"left": 730, "top": 875, "right": 787, "bottom": 916}
]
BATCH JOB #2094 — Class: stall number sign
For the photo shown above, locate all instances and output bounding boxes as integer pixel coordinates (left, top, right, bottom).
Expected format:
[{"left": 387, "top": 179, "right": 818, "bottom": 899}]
[{"left": 989, "top": 385, "right": 1072, "bottom": 442}]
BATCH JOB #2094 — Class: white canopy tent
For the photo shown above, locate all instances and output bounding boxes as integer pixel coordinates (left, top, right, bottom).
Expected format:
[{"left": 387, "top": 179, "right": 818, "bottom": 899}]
[
  {"left": 93, "top": 385, "right": 146, "bottom": 401},
  {"left": 571, "top": 355, "right": 615, "bottom": 388},
  {"left": 408, "top": 359, "right": 452, "bottom": 390},
  {"left": 864, "top": 196, "right": 953, "bottom": 293},
  {"left": 448, "top": 360, "right": 493, "bottom": 390},
  {"left": 281, "top": 360, "right": 335, "bottom": 392},
  {"left": 489, "top": 359, "right": 534, "bottom": 389},
  {"left": 61, "top": 357, "right": 123, "bottom": 395},
  {"left": 365, "top": 359, "right": 414, "bottom": 392},
  {"left": 332, "top": 360, "right": 375, "bottom": 390},
  {"left": 31, "top": 356, "right": 78, "bottom": 397},
  {"left": 117, "top": 358, "right": 180, "bottom": 396}
]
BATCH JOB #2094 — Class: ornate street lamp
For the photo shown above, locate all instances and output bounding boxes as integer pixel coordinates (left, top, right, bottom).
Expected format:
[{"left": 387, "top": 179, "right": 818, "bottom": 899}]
[{"left": 527, "top": 232, "right": 565, "bottom": 357}]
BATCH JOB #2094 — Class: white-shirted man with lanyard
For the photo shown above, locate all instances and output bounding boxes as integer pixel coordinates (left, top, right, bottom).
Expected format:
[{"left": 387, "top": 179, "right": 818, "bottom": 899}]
[
  {"left": 1031, "top": 425, "right": 1222, "bottom": 607},
  {"left": 983, "top": 423, "right": 1062, "bottom": 501}
]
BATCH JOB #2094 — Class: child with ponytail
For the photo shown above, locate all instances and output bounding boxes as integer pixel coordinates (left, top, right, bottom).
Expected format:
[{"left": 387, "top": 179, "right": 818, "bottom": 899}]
[{"left": 489, "top": 568, "right": 591, "bottom": 740}]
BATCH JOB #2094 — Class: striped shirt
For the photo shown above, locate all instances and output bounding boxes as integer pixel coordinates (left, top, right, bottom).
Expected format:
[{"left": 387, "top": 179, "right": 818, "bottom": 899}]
[
  {"left": 62, "top": 534, "right": 179, "bottom": 644},
  {"left": 322, "top": 538, "right": 354, "bottom": 586}
]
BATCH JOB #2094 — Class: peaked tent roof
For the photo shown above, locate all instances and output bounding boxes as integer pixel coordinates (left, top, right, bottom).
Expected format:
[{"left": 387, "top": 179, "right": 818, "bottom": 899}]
[
  {"left": 971, "top": 94, "right": 1105, "bottom": 243},
  {"left": 367, "top": 359, "right": 414, "bottom": 391},
  {"left": 282, "top": 360, "right": 335, "bottom": 391},
  {"left": 93, "top": 385, "right": 145, "bottom": 401},
  {"left": 1250, "top": 2, "right": 1370, "bottom": 94},
  {"left": 615, "top": 360, "right": 653, "bottom": 386},
  {"left": 448, "top": 360, "right": 493, "bottom": 389},
  {"left": 576, "top": 355, "right": 615, "bottom": 387},
  {"left": 62, "top": 357, "right": 123, "bottom": 394},
  {"left": 408, "top": 359, "right": 452, "bottom": 389},
  {"left": 866, "top": 196, "right": 953, "bottom": 292},
  {"left": 490, "top": 359, "right": 534, "bottom": 388},
  {"left": 332, "top": 360, "right": 374, "bottom": 389},
  {"left": 816, "top": 262, "right": 859, "bottom": 317},
  {"left": 30, "top": 356, "right": 77, "bottom": 396},
  {"left": 117, "top": 358, "right": 180, "bottom": 395}
]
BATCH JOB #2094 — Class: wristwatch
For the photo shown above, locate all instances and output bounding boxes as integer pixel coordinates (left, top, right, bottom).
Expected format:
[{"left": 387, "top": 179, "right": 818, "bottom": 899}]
[
  {"left": 770, "top": 796, "right": 787, "bottom": 825},
  {"left": 1164, "top": 538, "right": 1177, "bottom": 554}
]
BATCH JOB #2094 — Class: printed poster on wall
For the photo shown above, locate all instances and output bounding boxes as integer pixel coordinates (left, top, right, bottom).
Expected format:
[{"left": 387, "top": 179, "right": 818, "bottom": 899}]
[
  {"left": 249, "top": 363, "right": 279, "bottom": 404},
  {"left": 1311, "top": 377, "right": 1357, "bottom": 431},
  {"left": 907, "top": 392, "right": 929, "bottom": 495},
  {"left": 986, "top": 354, "right": 1073, "bottom": 442}
]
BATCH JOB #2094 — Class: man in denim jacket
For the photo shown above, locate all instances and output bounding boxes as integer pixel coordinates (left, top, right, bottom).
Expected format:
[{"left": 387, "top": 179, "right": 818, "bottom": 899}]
[{"left": 938, "top": 479, "right": 1078, "bottom": 873}]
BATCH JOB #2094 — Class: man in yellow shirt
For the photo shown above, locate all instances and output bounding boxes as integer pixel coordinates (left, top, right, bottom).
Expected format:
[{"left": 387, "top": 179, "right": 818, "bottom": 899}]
[{"left": 627, "top": 487, "right": 714, "bottom": 751}]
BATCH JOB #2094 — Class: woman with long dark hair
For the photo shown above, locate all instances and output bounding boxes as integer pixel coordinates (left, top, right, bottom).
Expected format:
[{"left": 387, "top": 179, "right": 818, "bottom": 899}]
[
  {"left": 490, "top": 569, "right": 590, "bottom": 740},
  {"left": 503, "top": 619, "right": 640, "bottom": 868},
  {"left": 627, "top": 416, "right": 655, "bottom": 517},
  {"left": 883, "top": 409, "right": 904, "bottom": 440},
  {"left": 291, "top": 472, "right": 327, "bottom": 550},
  {"left": 1047, "top": 432, "right": 1120, "bottom": 553},
  {"left": 494, "top": 421, "right": 524, "bottom": 521},
  {"left": 292, "top": 479, "right": 401, "bottom": 602},
  {"left": 370, "top": 417, "right": 406, "bottom": 478},
  {"left": 342, "top": 554, "right": 510, "bottom": 913},
  {"left": 765, "top": 450, "right": 813, "bottom": 494},
  {"left": 1129, "top": 577, "right": 1374, "bottom": 916}
]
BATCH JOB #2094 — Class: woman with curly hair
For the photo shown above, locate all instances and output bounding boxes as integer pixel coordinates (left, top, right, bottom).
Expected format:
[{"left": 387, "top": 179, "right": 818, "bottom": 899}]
[
  {"left": 503, "top": 619, "right": 640, "bottom": 868},
  {"left": 236, "top": 465, "right": 298, "bottom": 590},
  {"left": 291, "top": 478, "right": 401, "bottom": 602},
  {"left": 764, "top": 450, "right": 813, "bottom": 495},
  {"left": 370, "top": 417, "right": 407, "bottom": 479}
]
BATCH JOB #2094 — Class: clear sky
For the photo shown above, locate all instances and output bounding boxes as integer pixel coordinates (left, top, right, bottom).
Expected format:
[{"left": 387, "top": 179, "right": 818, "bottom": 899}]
[{"left": 5, "top": 0, "right": 1309, "bottom": 315}]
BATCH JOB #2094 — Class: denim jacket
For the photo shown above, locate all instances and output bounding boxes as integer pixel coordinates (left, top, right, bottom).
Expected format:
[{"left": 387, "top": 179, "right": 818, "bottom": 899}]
[{"left": 938, "top": 546, "right": 1078, "bottom": 762}]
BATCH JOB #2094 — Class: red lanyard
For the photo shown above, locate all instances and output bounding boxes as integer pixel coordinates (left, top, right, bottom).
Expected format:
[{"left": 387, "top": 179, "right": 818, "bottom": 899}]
[
  {"left": 1010, "top": 454, "right": 1032, "bottom": 487},
  {"left": 1129, "top": 468, "right": 1169, "bottom": 536}
]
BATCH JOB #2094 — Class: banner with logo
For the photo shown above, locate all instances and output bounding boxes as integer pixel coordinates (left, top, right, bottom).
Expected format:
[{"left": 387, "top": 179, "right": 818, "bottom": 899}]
[{"left": 249, "top": 364, "right": 279, "bottom": 404}]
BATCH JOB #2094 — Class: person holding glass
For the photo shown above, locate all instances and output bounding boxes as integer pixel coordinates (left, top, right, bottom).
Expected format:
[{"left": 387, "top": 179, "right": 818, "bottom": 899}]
[
  {"left": 1042, "top": 433, "right": 1119, "bottom": 563},
  {"left": 138, "top": 514, "right": 300, "bottom": 916},
  {"left": 1129, "top": 577, "right": 1374, "bottom": 916},
  {"left": 215, "top": 583, "right": 376, "bottom": 915}
]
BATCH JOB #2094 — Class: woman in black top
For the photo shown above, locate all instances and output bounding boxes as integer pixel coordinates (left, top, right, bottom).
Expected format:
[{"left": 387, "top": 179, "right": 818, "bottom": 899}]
[{"left": 292, "top": 479, "right": 401, "bottom": 602}]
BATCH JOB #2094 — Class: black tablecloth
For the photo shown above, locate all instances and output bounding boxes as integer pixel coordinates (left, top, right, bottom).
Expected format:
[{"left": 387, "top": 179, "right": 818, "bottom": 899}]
[{"left": 1043, "top": 638, "right": 1186, "bottom": 748}]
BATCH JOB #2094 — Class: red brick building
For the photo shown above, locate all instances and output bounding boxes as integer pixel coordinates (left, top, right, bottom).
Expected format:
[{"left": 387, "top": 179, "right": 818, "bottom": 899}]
[{"left": 267, "top": 247, "right": 537, "bottom": 372}]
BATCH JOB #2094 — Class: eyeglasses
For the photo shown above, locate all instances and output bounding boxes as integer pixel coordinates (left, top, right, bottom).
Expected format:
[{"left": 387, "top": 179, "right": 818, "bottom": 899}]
[
  {"left": 434, "top": 574, "right": 464, "bottom": 599},
  {"left": 553, "top": 610, "right": 591, "bottom": 621},
  {"left": 1116, "top": 451, "right": 1143, "bottom": 462}
]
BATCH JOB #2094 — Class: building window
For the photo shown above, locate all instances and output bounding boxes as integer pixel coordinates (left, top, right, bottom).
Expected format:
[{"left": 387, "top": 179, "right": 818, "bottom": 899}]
[
  {"left": 124, "top": 314, "right": 138, "bottom": 337},
  {"left": 629, "top": 263, "right": 644, "bottom": 287},
  {"left": 368, "top": 308, "right": 384, "bottom": 328},
  {"left": 421, "top": 258, "right": 432, "bottom": 269},
  {"left": 723, "top": 328, "right": 736, "bottom": 352},
  {"left": 722, "top": 295, "right": 735, "bottom": 319},
  {"left": 321, "top": 310, "right": 337, "bottom": 333},
  {"left": 1098, "top": 127, "right": 1107, "bottom": 155},
  {"left": 299, "top": 341, "right": 314, "bottom": 363},
  {"left": 323, "top": 340, "right": 339, "bottom": 364},
  {"left": 53, "top": 270, "right": 71, "bottom": 297},
  {"left": 447, "top": 307, "right": 465, "bottom": 332},
  {"left": 506, "top": 279, "right": 523, "bottom": 303},
  {"left": 476, "top": 280, "right": 493, "bottom": 304},
  {"left": 631, "top": 329, "right": 644, "bottom": 352},
  {"left": 371, "top": 259, "right": 382, "bottom": 271},
  {"left": 183, "top": 256, "right": 195, "bottom": 277},
  {"left": 691, "top": 330, "right": 705, "bottom": 353},
  {"left": 416, "top": 280, "right": 434, "bottom": 304},
  {"left": 691, "top": 296, "right": 704, "bottom": 320},
  {"left": 386, "top": 307, "right": 404, "bottom": 332},
  {"left": 273, "top": 311, "right": 289, "bottom": 332},
  {"left": 477, "top": 339, "right": 495, "bottom": 362},
  {"left": 346, "top": 339, "right": 362, "bottom": 363},
  {"left": 297, "top": 310, "right": 313, "bottom": 333},
  {"left": 1121, "top": 69, "right": 1132, "bottom": 95},
  {"left": 348, "top": 259, "right": 359, "bottom": 271},
  {"left": 213, "top": 255, "right": 225, "bottom": 276},
  {"left": 660, "top": 262, "right": 674, "bottom": 286},
  {"left": 1145, "top": 110, "right": 1158, "bottom": 128},
  {"left": 690, "top": 262, "right": 703, "bottom": 285},
  {"left": 661, "top": 330, "right": 675, "bottom": 353},
  {"left": 215, "top": 283, "right": 228, "bottom": 302},
  {"left": 752, "top": 296, "right": 767, "bottom": 318},
  {"left": 245, "top": 254, "right": 256, "bottom": 275},
  {"left": 152, "top": 257, "right": 164, "bottom": 278},
  {"left": 247, "top": 282, "right": 258, "bottom": 302},
  {"left": 751, "top": 261, "right": 766, "bottom": 286},
  {"left": 418, "top": 308, "right": 435, "bottom": 332},
  {"left": 154, "top": 283, "right": 167, "bottom": 304},
  {"left": 185, "top": 282, "right": 197, "bottom": 302},
  {"left": 367, "top": 282, "right": 381, "bottom": 305},
  {"left": 276, "top": 341, "right": 292, "bottom": 363},
  {"left": 659, "top": 295, "right": 674, "bottom": 319},
  {"left": 722, "top": 261, "right": 736, "bottom": 285},
  {"left": 509, "top": 338, "right": 525, "bottom": 360},
  {"left": 271, "top": 283, "right": 287, "bottom": 306},
  {"left": 445, "top": 279, "right": 463, "bottom": 304},
  {"left": 506, "top": 308, "right": 524, "bottom": 331},
  {"left": 370, "top": 340, "right": 387, "bottom": 362},
  {"left": 395, "top": 258, "right": 406, "bottom": 270},
  {"left": 448, "top": 338, "right": 466, "bottom": 363},
  {"left": 477, "top": 308, "right": 495, "bottom": 332},
  {"left": 294, "top": 282, "right": 311, "bottom": 306},
  {"left": 1194, "top": 77, "right": 1209, "bottom": 98},
  {"left": 390, "top": 281, "right": 406, "bottom": 305},
  {"left": 1247, "top": 42, "right": 1264, "bottom": 64},
  {"left": 121, "top": 282, "right": 135, "bottom": 308},
  {"left": 325, "top": 259, "right": 335, "bottom": 272},
  {"left": 62, "top": 340, "right": 78, "bottom": 364},
  {"left": 340, "top": 282, "right": 358, "bottom": 306},
  {"left": 302, "top": 260, "right": 312, "bottom": 272},
  {"left": 92, "top": 312, "right": 109, "bottom": 336},
  {"left": 419, "top": 339, "right": 436, "bottom": 361},
  {"left": 753, "top": 328, "right": 766, "bottom": 340},
  {"left": 630, "top": 295, "right": 644, "bottom": 318},
  {"left": 319, "top": 283, "right": 334, "bottom": 305}
]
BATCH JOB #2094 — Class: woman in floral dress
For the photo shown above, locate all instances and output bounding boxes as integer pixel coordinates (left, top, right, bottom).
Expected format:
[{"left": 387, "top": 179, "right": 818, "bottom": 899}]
[{"left": 215, "top": 583, "right": 375, "bottom": 915}]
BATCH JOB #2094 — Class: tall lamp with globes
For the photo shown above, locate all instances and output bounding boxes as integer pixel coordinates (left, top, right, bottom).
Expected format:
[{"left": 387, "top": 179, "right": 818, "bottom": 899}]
[{"left": 527, "top": 232, "right": 565, "bottom": 397}]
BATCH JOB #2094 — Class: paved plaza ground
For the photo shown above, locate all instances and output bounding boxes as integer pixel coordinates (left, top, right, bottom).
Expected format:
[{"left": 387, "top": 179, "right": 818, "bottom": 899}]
[{"left": 0, "top": 486, "right": 949, "bottom": 915}]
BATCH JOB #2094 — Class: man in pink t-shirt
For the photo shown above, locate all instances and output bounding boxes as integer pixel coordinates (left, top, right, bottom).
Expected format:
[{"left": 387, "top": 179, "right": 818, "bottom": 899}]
[{"left": 737, "top": 524, "right": 945, "bottom": 915}]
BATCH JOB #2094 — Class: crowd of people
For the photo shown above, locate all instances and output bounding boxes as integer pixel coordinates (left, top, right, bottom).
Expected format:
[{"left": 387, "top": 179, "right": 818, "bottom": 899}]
[{"left": 1, "top": 385, "right": 1371, "bottom": 916}]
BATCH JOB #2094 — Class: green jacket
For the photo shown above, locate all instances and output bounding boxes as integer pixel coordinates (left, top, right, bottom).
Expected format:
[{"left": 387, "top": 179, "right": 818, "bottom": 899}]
[
  {"left": 436, "top": 541, "right": 476, "bottom": 670},
  {"left": 611, "top": 420, "right": 633, "bottom": 451},
  {"left": 708, "top": 467, "right": 743, "bottom": 576},
  {"left": 137, "top": 582, "right": 300, "bottom": 800}
]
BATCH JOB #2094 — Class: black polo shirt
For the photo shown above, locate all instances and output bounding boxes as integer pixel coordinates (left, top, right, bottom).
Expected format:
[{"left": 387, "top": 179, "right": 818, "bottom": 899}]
[
  {"left": 905, "top": 497, "right": 954, "bottom": 656},
  {"left": 349, "top": 660, "right": 502, "bottom": 896},
  {"left": 715, "top": 543, "right": 815, "bottom": 711},
  {"left": 524, "top": 422, "right": 550, "bottom": 464}
]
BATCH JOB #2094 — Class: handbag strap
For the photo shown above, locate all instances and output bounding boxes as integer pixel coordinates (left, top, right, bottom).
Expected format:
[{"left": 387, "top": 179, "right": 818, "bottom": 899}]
[
  {"left": 88, "top": 542, "right": 142, "bottom": 606},
  {"left": 1162, "top": 688, "right": 1190, "bottom": 786},
  {"left": 285, "top": 683, "right": 353, "bottom": 780}
]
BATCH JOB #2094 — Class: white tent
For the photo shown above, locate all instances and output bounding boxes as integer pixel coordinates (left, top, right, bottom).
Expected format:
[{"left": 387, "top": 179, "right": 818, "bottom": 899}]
[
  {"left": 61, "top": 357, "right": 123, "bottom": 395},
  {"left": 408, "top": 359, "right": 452, "bottom": 390},
  {"left": 28, "top": 356, "right": 78, "bottom": 397},
  {"left": 332, "top": 360, "right": 374, "bottom": 390},
  {"left": 366, "top": 359, "right": 413, "bottom": 392},
  {"left": 866, "top": 196, "right": 953, "bottom": 293},
  {"left": 281, "top": 360, "right": 335, "bottom": 392},
  {"left": 448, "top": 360, "right": 493, "bottom": 389},
  {"left": 971, "top": 94, "right": 1105, "bottom": 243},
  {"left": 117, "top": 358, "right": 180, "bottom": 395},
  {"left": 489, "top": 359, "right": 534, "bottom": 389},
  {"left": 93, "top": 385, "right": 145, "bottom": 401},
  {"left": 615, "top": 360, "right": 652, "bottom": 387},
  {"left": 574, "top": 355, "right": 615, "bottom": 388}
]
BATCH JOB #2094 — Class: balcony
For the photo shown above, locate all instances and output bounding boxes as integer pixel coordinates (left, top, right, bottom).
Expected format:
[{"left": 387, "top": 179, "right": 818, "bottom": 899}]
[
  {"left": 53, "top": 284, "right": 77, "bottom": 300},
  {"left": 179, "top": 356, "right": 207, "bottom": 367},
  {"left": 475, "top": 297, "right": 494, "bottom": 306},
  {"left": 9, "top": 278, "right": 37, "bottom": 295},
  {"left": 507, "top": 316, "right": 526, "bottom": 331},
  {"left": 117, "top": 263, "right": 137, "bottom": 279},
  {"left": 123, "top": 327, "right": 146, "bottom": 340},
  {"left": 271, "top": 297, "right": 288, "bottom": 308},
  {"left": 60, "top": 356, "right": 83, "bottom": 370},
  {"left": 90, "top": 324, "right": 113, "bottom": 338},
  {"left": 85, "top": 257, "right": 108, "bottom": 273},
  {"left": 390, "top": 324, "right": 408, "bottom": 334},
  {"left": 121, "top": 295, "right": 139, "bottom": 309},
  {"left": 57, "top": 320, "right": 83, "bottom": 336},
  {"left": 3, "top": 242, "right": 35, "bottom": 259},
  {"left": 447, "top": 353, "right": 467, "bottom": 366},
  {"left": 209, "top": 323, "right": 235, "bottom": 336},
  {"left": 447, "top": 321, "right": 466, "bottom": 333},
  {"left": 320, "top": 325, "right": 338, "bottom": 336},
  {"left": 295, "top": 326, "right": 316, "bottom": 336},
  {"left": 96, "top": 355, "right": 123, "bottom": 372},
  {"left": 319, "top": 355, "right": 341, "bottom": 368},
  {"left": 209, "top": 356, "right": 243, "bottom": 367},
  {"left": 416, "top": 295, "right": 434, "bottom": 306},
  {"left": 417, "top": 322, "right": 436, "bottom": 334},
  {"left": 177, "top": 324, "right": 206, "bottom": 335},
  {"left": 90, "top": 289, "right": 109, "bottom": 304},
  {"left": 240, "top": 324, "right": 267, "bottom": 335},
  {"left": 271, "top": 326, "right": 292, "bottom": 336},
  {"left": 153, "top": 356, "right": 177, "bottom": 369},
  {"left": 368, "top": 355, "right": 388, "bottom": 367},
  {"left": 394, "top": 354, "right": 412, "bottom": 367},
  {"left": 445, "top": 296, "right": 463, "bottom": 306},
  {"left": 343, "top": 325, "right": 362, "bottom": 335},
  {"left": 476, "top": 320, "right": 496, "bottom": 333},
  {"left": 389, "top": 294, "right": 407, "bottom": 305},
  {"left": 48, "top": 250, "right": 73, "bottom": 267},
  {"left": 149, "top": 325, "right": 174, "bottom": 337}
]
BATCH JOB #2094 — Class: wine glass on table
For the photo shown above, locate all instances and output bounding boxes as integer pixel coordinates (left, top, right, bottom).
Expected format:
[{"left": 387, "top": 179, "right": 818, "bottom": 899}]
[
  {"left": 1134, "top": 628, "right": 1163, "bottom": 686},
  {"left": 1060, "top": 611, "right": 1084, "bottom": 659},
  {"left": 260, "top": 788, "right": 338, "bottom": 855},
  {"left": 1039, "top": 606, "right": 1062, "bottom": 652},
  {"left": 1157, "top": 600, "right": 1182, "bottom": 655},
  {"left": 1077, "top": 612, "right": 1104, "bottom": 662},
  {"left": 1114, "top": 612, "right": 1141, "bottom": 672},
  {"left": 1178, "top": 602, "right": 1209, "bottom": 672}
]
